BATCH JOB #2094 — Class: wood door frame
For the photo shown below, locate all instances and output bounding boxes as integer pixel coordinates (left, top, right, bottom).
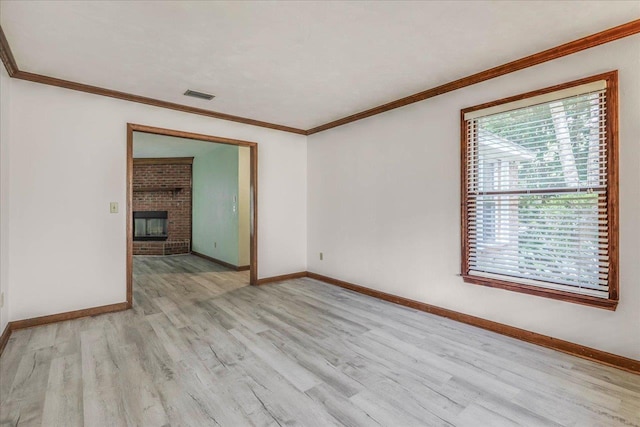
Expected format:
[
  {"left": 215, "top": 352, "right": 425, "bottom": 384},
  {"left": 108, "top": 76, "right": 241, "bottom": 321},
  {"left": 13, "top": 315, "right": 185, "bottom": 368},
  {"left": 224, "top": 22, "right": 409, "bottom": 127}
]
[{"left": 126, "top": 123, "right": 259, "bottom": 307}]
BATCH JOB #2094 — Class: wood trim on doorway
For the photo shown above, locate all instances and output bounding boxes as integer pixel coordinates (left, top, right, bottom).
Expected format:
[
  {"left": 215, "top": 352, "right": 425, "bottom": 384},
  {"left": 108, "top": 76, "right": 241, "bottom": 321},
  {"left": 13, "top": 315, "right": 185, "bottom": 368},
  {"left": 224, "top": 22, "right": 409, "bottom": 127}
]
[{"left": 127, "top": 124, "right": 259, "bottom": 308}]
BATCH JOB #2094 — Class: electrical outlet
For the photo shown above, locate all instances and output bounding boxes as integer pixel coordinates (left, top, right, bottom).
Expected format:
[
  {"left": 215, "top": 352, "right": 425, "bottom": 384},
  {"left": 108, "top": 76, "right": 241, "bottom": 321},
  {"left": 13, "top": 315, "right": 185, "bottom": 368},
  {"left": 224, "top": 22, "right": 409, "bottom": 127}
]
[
  {"left": 214, "top": 242, "right": 217, "bottom": 248},
  {"left": 110, "top": 202, "right": 118, "bottom": 213},
  {"left": 0, "top": 292, "right": 4, "bottom": 308},
  {"left": 320, "top": 252, "right": 323, "bottom": 261}
]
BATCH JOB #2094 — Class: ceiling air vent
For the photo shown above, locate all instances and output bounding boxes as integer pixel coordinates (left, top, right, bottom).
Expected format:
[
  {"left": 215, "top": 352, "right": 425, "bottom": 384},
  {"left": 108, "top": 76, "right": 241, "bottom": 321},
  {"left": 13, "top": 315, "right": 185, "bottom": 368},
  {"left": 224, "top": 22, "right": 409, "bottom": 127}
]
[{"left": 184, "top": 89, "right": 215, "bottom": 100}]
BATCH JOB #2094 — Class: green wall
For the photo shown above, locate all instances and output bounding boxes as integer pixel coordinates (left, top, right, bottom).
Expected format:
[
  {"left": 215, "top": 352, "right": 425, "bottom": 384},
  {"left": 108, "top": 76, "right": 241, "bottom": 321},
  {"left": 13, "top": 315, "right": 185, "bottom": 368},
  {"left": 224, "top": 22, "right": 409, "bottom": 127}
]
[{"left": 192, "top": 144, "right": 240, "bottom": 266}]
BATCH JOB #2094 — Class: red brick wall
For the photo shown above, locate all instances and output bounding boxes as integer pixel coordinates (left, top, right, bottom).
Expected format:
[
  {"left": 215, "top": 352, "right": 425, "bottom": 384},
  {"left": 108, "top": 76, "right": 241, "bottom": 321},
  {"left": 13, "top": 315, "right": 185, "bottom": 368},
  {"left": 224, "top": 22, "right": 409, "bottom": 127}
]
[
  {"left": 132, "top": 162, "right": 192, "bottom": 255},
  {"left": 133, "top": 240, "right": 190, "bottom": 255}
]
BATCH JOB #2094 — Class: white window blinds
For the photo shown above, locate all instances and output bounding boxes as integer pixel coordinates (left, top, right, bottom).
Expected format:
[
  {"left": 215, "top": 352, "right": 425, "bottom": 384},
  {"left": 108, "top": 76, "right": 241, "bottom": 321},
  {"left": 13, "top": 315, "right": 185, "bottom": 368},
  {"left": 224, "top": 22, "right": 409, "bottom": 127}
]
[{"left": 464, "top": 80, "right": 611, "bottom": 298}]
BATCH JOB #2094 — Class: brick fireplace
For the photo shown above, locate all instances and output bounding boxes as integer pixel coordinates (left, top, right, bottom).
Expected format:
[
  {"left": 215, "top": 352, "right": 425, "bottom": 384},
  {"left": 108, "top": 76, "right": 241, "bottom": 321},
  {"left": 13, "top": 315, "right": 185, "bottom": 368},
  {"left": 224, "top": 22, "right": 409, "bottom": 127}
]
[{"left": 132, "top": 158, "right": 193, "bottom": 255}]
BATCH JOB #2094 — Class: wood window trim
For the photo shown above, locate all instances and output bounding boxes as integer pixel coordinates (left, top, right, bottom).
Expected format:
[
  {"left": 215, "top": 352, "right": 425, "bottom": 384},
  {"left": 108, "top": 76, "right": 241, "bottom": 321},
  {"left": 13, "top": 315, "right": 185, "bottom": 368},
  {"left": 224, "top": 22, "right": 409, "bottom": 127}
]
[{"left": 460, "top": 71, "right": 619, "bottom": 310}]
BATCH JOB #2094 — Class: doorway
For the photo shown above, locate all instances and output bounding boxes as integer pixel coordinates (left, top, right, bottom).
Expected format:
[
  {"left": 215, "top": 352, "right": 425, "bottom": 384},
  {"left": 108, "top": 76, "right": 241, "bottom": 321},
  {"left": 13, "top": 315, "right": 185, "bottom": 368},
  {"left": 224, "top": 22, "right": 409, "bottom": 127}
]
[{"left": 126, "top": 124, "right": 258, "bottom": 308}]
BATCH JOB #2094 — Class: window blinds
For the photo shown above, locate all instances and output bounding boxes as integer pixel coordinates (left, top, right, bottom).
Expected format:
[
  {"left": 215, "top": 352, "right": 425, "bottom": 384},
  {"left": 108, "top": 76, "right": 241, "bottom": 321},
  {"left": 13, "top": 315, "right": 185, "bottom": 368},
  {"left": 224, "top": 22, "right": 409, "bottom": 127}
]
[{"left": 464, "top": 81, "right": 610, "bottom": 298}]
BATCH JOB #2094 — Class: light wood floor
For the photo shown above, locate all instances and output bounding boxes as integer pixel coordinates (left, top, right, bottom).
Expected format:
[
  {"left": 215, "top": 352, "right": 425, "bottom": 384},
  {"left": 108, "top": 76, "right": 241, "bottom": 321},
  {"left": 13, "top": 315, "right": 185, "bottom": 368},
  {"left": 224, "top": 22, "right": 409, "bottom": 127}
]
[{"left": 1, "top": 254, "right": 639, "bottom": 426}]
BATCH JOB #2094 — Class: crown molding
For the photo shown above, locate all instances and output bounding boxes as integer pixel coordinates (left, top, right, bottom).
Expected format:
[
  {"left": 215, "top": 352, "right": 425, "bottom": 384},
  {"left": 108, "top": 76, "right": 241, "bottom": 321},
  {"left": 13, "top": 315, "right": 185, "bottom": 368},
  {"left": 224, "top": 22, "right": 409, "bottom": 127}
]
[
  {"left": 0, "top": 25, "right": 306, "bottom": 135},
  {"left": 11, "top": 70, "right": 308, "bottom": 134},
  {"left": 1, "top": 19, "right": 640, "bottom": 136},
  {"left": 306, "top": 19, "right": 640, "bottom": 134},
  {"left": 0, "top": 25, "right": 18, "bottom": 76}
]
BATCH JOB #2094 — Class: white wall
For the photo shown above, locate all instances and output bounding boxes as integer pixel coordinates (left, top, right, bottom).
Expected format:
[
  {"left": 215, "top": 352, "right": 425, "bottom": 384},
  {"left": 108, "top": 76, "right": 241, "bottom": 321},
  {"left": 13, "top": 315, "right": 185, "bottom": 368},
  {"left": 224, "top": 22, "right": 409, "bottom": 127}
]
[
  {"left": 7, "top": 80, "right": 307, "bottom": 322},
  {"left": 0, "top": 65, "right": 10, "bottom": 333},
  {"left": 192, "top": 144, "right": 240, "bottom": 266},
  {"left": 3, "top": 29, "right": 637, "bottom": 362},
  {"left": 307, "top": 35, "right": 640, "bottom": 360}
]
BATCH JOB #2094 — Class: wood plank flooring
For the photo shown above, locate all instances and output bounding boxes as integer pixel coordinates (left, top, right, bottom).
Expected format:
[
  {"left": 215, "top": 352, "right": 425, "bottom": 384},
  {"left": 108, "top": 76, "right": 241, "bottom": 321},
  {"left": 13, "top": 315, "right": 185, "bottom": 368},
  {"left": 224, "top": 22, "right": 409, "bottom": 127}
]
[{"left": 1, "top": 254, "right": 639, "bottom": 426}]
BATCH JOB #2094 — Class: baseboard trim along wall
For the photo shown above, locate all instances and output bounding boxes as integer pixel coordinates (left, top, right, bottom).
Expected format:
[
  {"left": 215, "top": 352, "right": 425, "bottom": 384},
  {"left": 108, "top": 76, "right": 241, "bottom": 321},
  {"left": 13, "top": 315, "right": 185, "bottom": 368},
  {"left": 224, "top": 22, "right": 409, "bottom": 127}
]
[
  {"left": 191, "top": 251, "right": 250, "bottom": 272},
  {"left": 305, "top": 272, "right": 640, "bottom": 374},
  {"left": 0, "top": 302, "right": 130, "bottom": 357},
  {"left": 256, "top": 271, "right": 308, "bottom": 285},
  {"left": 0, "top": 323, "right": 10, "bottom": 355},
  {"left": 1, "top": 272, "right": 638, "bottom": 374},
  {"left": 10, "top": 302, "right": 130, "bottom": 331}
]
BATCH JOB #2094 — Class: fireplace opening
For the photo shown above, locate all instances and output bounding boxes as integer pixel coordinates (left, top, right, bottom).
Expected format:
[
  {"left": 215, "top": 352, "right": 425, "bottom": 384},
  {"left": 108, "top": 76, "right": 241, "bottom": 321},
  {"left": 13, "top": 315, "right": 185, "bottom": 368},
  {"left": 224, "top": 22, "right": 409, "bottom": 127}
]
[{"left": 133, "top": 211, "right": 168, "bottom": 241}]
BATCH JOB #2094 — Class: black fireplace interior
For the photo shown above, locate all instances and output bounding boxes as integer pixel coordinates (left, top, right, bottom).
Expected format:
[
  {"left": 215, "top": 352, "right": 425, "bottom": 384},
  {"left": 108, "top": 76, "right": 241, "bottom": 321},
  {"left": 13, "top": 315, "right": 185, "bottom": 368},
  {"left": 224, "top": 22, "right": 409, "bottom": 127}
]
[{"left": 133, "top": 211, "right": 168, "bottom": 241}]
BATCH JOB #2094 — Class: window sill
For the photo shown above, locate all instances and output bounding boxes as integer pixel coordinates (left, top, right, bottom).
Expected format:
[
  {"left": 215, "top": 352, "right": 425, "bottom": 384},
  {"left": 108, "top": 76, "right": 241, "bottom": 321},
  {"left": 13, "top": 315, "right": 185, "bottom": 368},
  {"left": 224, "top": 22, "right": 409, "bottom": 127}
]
[{"left": 461, "top": 274, "right": 618, "bottom": 311}]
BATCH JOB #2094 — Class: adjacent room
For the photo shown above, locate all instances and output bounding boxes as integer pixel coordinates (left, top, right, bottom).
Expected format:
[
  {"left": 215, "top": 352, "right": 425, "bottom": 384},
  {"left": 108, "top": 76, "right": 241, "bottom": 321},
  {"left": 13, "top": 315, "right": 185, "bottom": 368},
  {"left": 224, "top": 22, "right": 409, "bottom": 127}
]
[
  {"left": 132, "top": 130, "right": 253, "bottom": 312},
  {"left": 0, "top": 1, "right": 639, "bottom": 426}
]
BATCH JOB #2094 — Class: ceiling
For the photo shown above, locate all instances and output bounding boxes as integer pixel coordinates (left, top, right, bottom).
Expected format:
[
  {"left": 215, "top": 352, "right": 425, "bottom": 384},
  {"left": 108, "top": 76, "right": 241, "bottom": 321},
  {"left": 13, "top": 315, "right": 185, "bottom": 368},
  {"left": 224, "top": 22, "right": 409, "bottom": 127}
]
[
  {"left": 133, "top": 132, "right": 228, "bottom": 158},
  {"left": 1, "top": 1, "right": 639, "bottom": 130}
]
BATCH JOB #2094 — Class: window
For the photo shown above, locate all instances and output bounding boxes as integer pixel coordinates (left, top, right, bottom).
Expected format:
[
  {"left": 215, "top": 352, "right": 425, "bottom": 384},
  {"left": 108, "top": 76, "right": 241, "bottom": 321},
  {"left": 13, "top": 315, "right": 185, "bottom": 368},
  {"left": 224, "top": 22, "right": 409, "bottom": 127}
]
[{"left": 461, "top": 72, "right": 618, "bottom": 309}]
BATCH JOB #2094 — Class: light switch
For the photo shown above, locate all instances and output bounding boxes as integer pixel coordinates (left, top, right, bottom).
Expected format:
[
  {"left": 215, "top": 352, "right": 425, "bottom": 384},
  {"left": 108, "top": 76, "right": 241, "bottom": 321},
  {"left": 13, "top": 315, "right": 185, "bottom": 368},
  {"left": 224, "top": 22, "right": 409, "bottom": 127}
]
[{"left": 110, "top": 202, "right": 118, "bottom": 213}]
